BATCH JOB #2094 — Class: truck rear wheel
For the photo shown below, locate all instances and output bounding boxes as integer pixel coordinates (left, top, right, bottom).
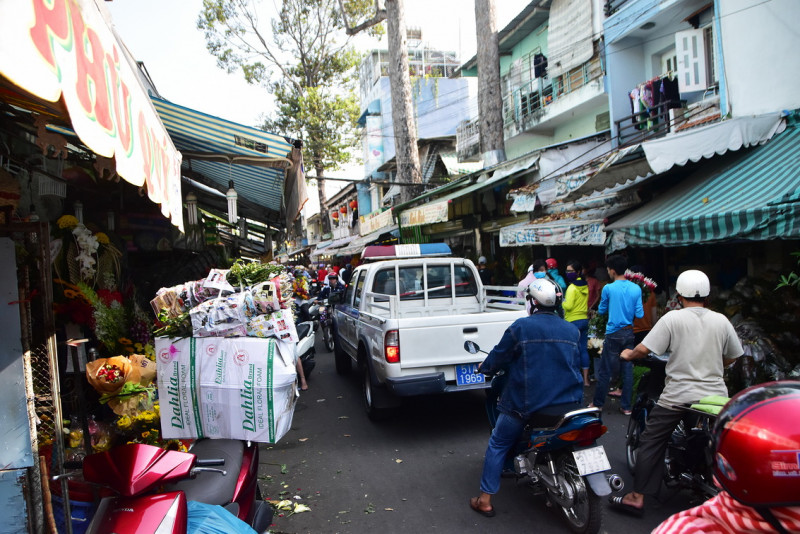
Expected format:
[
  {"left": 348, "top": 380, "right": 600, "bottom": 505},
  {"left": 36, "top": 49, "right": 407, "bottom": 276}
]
[
  {"left": 362, "top": 363, "right": 389, "bottom": 421},
  {"left": 334, "top": 337, "right": 351, "bottom": 375}
]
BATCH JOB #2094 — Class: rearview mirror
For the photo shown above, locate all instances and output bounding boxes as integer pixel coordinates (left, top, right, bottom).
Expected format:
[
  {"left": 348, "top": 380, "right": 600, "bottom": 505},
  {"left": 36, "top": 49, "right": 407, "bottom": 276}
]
[{"left": 464, "top": 340, "right": 480, "bottom": 354}]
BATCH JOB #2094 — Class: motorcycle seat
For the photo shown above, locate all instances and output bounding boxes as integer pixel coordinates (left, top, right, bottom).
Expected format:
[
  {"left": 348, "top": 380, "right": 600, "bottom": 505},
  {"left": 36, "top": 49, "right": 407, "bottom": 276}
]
[
  {"left": 525, "top": 402, "right": 583, "bottom": 429},
  {"left": 165, "top": 439, "right": 244, "bottom": 506},
  {"left": 296, "top": 321, "right": 312, "bottom": 339}
]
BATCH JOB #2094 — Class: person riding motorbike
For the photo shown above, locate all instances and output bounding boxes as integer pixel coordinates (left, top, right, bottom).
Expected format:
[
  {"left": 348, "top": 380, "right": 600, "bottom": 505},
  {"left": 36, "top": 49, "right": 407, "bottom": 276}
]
[
  {"left": 610, "top": 269, "right": 744, "bottom": 516},
  {"left": 470, "top": 278, "right": 583, "bottom": 518},
  {"left": 317, "top": 272, "right": 344, "bottom": 301},
  {"left": 653, "top": 380, "right": 800, "bottom": 533}
]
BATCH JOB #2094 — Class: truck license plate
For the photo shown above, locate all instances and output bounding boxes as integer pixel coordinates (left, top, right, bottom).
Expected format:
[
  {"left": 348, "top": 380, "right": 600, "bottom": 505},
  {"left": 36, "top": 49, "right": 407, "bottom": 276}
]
[
  {"left": 455, "top": 363, "right": 485, "bottom": 386},
  {"left": 572, "top": 446, "right": 611, "bottom": 475}
]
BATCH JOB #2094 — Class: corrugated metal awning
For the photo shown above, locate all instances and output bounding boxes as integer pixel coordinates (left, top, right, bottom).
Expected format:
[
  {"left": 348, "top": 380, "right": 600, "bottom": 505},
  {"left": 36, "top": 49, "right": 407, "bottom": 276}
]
[
  {"left": 606, "top": 119, "right": 800, "bottom": 251},
  {"left": 151, "top": 96, "right": 296, "bottom": 217}
]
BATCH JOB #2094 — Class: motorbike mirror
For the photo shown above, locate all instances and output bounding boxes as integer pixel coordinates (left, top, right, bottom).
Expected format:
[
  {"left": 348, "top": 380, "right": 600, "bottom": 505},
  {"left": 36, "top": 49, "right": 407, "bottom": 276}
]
[{"left": 464, "top": 340, "right": 480, "bottom": 354}]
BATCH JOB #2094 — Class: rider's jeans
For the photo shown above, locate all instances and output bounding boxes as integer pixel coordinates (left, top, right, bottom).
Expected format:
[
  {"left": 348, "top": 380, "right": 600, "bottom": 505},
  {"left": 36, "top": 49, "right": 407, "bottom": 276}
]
[
  {"left": 592, "top": 328, "right": 635, "bottom": 411},
  {"left": 480, "top": 412, "right": 526, "bottom": 494}
]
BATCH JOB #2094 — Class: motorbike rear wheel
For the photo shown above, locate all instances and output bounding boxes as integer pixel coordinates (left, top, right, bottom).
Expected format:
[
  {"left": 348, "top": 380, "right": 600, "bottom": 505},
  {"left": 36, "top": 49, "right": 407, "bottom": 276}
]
[
  {"left": 552, "top": 453, "right": 602, "bottom": 534},
  {"left": 323, "top": 324, "right": 335, "bottom": 352},
  {"left": 626, "top": 412, "right": 643, "bottom": 473}
]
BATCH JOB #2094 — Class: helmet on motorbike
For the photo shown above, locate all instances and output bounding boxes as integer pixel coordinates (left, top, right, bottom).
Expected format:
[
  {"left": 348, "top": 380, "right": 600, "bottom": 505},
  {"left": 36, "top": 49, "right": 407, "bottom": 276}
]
[
  {"left": 525, "top": 278, "right": 560, "bottom": 308},
  {"left": 675, "top": 269, "right": 710, "bottom": 298},
  {"left": 712, "top": 380, "right": 800, "bottom": 507}
]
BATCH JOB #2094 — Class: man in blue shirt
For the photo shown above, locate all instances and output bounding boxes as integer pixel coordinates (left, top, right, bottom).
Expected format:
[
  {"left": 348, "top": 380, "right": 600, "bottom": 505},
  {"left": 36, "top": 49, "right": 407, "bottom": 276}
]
[
  {"left": 470, "top": 278, "right": 583, "bottom": 518},
  {"left": 590, "top": 255, "right": 643, "bottom": 415}
]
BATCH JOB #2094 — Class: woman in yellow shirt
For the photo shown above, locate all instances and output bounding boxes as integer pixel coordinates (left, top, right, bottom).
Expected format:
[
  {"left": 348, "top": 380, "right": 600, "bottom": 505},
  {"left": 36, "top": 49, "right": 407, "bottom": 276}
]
[{"left": 562, "top": 260, "right": 590, "bottom": 386}]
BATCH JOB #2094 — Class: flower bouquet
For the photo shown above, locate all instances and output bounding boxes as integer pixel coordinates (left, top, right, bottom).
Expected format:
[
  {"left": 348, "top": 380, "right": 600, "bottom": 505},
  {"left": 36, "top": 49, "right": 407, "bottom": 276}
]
[{"left": 624, "top": 269, "right": 658, "bottom": 301}]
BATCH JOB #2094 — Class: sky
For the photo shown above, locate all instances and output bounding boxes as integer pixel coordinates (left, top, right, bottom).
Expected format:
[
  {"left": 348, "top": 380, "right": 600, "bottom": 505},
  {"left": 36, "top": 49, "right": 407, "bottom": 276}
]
[{"left": 105, "top": 0, "right": 531, "bottom": 212}]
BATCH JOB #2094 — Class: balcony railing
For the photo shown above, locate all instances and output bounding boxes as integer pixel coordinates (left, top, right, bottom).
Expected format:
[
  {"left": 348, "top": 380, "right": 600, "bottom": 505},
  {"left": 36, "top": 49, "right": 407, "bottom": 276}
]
[
  {"left": 502, "top": 55, "right": 604, "bottom": 127},
  {"left": 615, "top": 92, "right": 721, "bottom": 145}
]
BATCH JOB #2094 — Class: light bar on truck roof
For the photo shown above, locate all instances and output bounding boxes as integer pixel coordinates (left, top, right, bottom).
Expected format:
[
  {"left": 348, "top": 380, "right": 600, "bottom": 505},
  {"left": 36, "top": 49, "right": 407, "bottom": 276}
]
[{"left": 362, "top": 243, "right": 451, "bottom": 260}]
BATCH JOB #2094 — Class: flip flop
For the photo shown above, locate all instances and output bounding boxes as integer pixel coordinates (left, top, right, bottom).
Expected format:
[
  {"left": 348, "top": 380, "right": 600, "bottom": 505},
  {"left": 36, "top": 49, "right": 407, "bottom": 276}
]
[
  {"left": 469, "top": 497, "right": 496, "bottom": 518},
  {"left": 608, "top": 389, "right": 622, "bottom": 397},
  {"left": 608, "top": 495, "right": 644, "bottom": 517}
]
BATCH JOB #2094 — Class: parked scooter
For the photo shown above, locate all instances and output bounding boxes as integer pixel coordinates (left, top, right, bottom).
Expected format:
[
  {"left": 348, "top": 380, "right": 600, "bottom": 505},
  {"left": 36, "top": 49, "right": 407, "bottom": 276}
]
[
  {"left": 295, "top": 320, "right": 316, "bottom": 378},
  {"left": 56, "top": 439, "right": 273, "bottom": 533},
  {"left": 316, "top": 298, "right": 335, "bottom": 353},
  {"left": 625, "top": 354, "right": 721, "bottom": 500},
  {"left": 465, "top": 341, "right": 622, "bottom": 534}
]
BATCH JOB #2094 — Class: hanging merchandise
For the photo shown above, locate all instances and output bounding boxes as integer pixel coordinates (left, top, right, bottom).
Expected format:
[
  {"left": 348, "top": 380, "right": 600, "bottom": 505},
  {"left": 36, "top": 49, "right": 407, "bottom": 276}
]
[
  {"left": 349, "top": 200, "right": 358, "bottom": 210},
  {"left": 340, "top": 206, "right": 347, "bottom": 214}
]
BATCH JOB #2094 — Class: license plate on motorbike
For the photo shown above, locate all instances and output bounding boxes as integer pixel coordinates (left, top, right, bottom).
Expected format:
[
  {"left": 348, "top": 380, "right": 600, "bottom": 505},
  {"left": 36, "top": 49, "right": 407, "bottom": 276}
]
[
  {"left": 572, "top": 446, "right": 611, "bottom": 476},
  {"left": 455, "top": 363, "right": 485, "bottom": 386}
]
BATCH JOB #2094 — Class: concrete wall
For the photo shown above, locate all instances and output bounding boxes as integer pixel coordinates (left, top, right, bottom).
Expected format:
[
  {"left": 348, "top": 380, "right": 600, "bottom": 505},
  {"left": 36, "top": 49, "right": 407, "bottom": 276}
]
[{"left": 719, "top": 0, "right": 800, "bottom": 116}]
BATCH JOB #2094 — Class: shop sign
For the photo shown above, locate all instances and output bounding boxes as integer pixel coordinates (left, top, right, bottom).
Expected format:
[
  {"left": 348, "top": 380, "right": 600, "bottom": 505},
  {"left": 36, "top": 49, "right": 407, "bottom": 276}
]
[
  {"left": 0, "top": 0, "right": 183, "bottom": 230},
  {"left": 399, "top": 200, "right": 448, "bottom": 227},
  {"left": 359, "top": 208, "right": 393, "bottom": 235},
  {"left": 499, "top": 220, "right": 606, "bottom": 247}
]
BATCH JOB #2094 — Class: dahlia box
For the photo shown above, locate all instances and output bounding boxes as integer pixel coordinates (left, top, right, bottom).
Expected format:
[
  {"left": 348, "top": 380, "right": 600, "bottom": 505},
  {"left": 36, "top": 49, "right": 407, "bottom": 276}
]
[{"left": 155, "top": 336, "right": 297, "bottom": 443}]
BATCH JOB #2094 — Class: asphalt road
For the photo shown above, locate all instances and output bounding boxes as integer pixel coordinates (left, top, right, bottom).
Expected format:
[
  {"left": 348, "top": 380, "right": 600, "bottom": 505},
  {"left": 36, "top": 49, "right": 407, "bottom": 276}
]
[{"left": 260, "top": 332, "right": 697, "bottom": 534}]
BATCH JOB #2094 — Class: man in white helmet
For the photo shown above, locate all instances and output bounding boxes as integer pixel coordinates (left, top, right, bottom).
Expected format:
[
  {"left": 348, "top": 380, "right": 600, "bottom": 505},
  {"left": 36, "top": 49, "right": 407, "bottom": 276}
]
[
  {"left": 609, "top": 269, "right": 743, "bottom": 516},
  {"left": 470, "top": 278, "right": 583, "bottom": 518}
]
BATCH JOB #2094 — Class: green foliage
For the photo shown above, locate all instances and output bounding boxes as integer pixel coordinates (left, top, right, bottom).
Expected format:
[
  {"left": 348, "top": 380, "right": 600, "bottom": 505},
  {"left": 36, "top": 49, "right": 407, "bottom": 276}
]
[
  {"left": 776, "top": 251, "right": 800, "bottom": 291},
  {"left": 227, "top": 259, "right": 284, "bottom": 287},
  {"left": 198, "top": 0, "right": 374, "bottom": 178}
]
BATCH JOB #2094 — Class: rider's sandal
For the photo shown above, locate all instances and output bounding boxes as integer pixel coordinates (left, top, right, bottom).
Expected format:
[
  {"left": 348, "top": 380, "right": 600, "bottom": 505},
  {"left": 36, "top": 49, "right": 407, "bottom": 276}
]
[
  {"left": 469, "top": 497, "right": 496, "bottom": 518},
  {"left": 608, "top": 495, "right": 644, "bottom": 517}
]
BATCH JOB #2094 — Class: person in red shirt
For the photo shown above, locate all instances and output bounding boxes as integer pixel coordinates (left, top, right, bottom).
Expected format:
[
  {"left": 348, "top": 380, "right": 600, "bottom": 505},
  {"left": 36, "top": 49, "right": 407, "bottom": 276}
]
[
  {"left": 652, "top": 380, "right": 800, "bottom": 534},
  {"left": 316, "top": 264, "right": 328, "bottom": 283}
]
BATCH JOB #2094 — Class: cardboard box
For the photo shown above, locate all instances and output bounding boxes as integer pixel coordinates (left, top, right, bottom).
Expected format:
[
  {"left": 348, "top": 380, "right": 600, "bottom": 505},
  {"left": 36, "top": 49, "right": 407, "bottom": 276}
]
[{"left": 156, "top": 336, "right": 297, "bottom": 443}]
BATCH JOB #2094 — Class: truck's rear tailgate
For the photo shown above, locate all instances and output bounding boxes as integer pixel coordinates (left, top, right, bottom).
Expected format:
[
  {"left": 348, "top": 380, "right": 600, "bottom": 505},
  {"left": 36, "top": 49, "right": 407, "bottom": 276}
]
[{"left": 394, "top": 310, "right": 524, "bottom": 379}]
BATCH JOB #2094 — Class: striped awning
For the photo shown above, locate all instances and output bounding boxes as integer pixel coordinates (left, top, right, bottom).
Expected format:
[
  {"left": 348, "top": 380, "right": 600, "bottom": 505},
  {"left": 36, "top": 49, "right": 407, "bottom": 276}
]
[
  {"left": 151, "top": 96, "right": 296, "bottom": 216},
  {"left": 606, "top": 119, "right": 800, "bottom": 251}
]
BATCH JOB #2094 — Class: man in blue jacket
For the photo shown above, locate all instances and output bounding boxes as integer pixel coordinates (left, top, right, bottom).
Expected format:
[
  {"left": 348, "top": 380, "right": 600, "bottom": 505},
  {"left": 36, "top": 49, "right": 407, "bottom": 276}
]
[{"left": 470, "top": 278, "right": 583, "bottom": 518}]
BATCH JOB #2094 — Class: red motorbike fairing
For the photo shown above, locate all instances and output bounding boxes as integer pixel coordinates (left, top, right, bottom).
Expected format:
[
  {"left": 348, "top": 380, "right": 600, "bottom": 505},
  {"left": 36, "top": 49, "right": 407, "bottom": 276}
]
[
  {"left": 232, "top": 441, "right": 259, "bottom": 522},
  {"left": 83, "top": 444, "right": 195, "bottom": 497},
  {"left": 89, "top": 492, "right": 187, "bottom": 534}
]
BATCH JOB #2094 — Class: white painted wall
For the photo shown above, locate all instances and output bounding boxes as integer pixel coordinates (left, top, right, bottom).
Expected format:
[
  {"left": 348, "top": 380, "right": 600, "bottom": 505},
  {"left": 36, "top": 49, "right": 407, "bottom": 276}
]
[{"left": 719, "top": 0, "right": 800, "bottom": 116}]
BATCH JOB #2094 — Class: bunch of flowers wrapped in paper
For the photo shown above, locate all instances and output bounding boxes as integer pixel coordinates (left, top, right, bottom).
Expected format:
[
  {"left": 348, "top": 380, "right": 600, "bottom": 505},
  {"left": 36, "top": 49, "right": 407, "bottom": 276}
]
[
  {"left": 150, "top": 260, "right": 300, "bottom": 444},
  {"left": 624, "top": 269, "right": 658, "bottom": 300}
]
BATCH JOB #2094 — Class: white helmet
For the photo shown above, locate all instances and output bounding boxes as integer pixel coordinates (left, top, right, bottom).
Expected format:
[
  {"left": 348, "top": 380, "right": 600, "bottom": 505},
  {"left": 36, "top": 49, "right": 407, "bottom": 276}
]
[
  {"left": 526, "top": 278, "right": 559, "bottom": 307},
  {"left": 527, "top": 264, "right": 534, "bottom": 272},
  {"left": 676, "top": 269, "right": 710, "bottom": 298},
  {"left": 478, "top": 256, "right": 487, "bottom": 265}
]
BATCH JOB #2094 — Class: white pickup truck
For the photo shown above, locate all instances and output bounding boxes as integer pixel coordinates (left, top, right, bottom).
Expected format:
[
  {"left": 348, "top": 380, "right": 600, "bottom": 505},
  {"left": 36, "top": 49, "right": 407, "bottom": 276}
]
[{"left": 331, "top": 246, "right": 526, "bottom": 420}]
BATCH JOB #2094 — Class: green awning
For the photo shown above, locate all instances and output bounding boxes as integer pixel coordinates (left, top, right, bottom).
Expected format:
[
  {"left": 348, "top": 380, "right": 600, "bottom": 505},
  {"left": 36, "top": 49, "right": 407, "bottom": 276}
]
[{"left": 606, "top": 120, "right": 800, "bottom": 251}]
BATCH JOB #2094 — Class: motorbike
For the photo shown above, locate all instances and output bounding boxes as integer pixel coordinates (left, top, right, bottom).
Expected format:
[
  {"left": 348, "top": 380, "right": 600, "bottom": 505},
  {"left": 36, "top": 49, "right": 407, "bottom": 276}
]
[
  {"left": 625, "top": 353, "right": 720, "bottom": 500},
  {"left": 316, "top": 298, "right": 335, "bottom": 353},
  {"left": 464, "top": 341, "right": 622, "bottom": 534},
  {"left": 296, "top": 320, "right": 316, "bottom": 378},
  {"left": 55, "top": 439, "right": 273, "bottom": 533}
]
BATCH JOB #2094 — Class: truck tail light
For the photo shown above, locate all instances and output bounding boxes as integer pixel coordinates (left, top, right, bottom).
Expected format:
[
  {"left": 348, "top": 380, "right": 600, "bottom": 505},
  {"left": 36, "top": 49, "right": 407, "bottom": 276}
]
[{"left": 384, "top": 330, "right": 400, "bottom": 363}]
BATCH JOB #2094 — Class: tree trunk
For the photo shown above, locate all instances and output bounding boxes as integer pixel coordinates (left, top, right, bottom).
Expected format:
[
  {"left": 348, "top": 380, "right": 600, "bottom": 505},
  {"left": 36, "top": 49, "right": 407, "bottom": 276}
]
[
  {"left": 316, "top": 165, "right": 331, "bottom": 235},
  {"left": 386, "top": 0, "right": 422, "bottom": 203},
  {"left": 475, "top": 0, "right": 506, "bottom": 166}
]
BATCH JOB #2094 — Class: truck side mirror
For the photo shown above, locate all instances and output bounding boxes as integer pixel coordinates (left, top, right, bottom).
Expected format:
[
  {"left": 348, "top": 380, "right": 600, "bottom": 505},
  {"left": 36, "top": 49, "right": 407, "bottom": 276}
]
[{"left": 329, "top": 292, "right": 344, "bottom": 305}]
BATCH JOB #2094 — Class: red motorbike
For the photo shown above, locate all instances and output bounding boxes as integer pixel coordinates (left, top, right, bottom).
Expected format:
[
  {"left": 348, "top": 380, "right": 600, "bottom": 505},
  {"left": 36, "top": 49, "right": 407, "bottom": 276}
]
[{"left": 61, "top": 439, "right": 273, "bottom": 533}]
